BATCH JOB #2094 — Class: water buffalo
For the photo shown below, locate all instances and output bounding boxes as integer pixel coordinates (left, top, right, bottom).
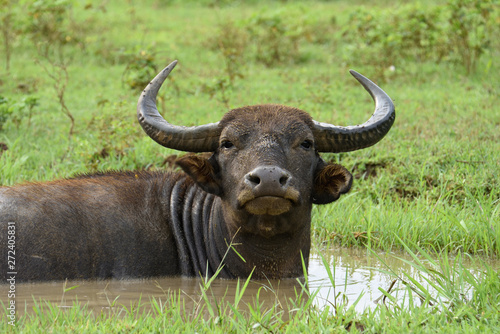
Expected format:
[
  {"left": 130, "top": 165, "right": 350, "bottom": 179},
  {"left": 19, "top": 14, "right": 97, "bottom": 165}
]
[{"left": 0, "top": 61, "right": 395, "bottom": 281}]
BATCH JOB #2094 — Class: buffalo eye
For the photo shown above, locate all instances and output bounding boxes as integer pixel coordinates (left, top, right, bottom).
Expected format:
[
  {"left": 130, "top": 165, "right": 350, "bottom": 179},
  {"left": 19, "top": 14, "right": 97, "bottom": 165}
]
[
  {"left": 301, "top": 140, "right": 313, "bottom": 150},
  {"left": 221, "top": 140, "right": 234, "bottom": 149}
]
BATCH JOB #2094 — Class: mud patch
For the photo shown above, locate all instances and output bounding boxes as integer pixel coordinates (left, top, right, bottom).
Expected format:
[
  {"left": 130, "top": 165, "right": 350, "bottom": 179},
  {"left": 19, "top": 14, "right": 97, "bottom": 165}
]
[
  {"left": 352, "top": 161, "right": 387, "bottom": 180},
  {"left": 0, "top": 142, "right": 7, "bottom": 156}
]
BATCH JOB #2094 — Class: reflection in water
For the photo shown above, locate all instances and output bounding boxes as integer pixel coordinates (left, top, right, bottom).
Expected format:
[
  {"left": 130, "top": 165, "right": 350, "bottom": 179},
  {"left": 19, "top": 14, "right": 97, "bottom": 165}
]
[
  {"left": 0, "top": 248, "right": 496, "bottom": 316},
  {"left": 308, "top": 248, "right": 429, "bottom": 311}
]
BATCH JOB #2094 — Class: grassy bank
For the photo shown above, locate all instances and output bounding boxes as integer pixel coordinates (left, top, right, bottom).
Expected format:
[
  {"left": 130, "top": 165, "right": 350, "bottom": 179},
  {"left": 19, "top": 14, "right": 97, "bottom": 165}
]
[{"left": 1, "top": 0, "right": 499, "bottom": 331}]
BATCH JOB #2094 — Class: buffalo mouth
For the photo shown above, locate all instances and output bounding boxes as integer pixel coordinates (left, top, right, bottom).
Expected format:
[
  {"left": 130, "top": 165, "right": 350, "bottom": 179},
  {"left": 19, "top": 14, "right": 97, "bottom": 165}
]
[
  {"left": 243, "top": 196, "right": 293, "bottom": 216},
  {"left": 238, "top": 186, "right": 301, "bottom": 216}
]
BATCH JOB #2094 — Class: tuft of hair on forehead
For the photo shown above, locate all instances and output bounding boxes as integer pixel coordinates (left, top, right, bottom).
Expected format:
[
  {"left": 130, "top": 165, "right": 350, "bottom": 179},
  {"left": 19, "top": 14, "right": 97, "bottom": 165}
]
[{"left": 219, "top": 104, "right": 315, "bottom": 130}]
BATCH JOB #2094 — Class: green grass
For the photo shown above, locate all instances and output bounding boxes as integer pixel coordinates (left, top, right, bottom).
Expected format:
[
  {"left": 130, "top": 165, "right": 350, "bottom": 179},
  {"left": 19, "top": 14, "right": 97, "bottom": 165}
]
[{"left": 1, "top": 0, "right": 499, "bottom": 332}]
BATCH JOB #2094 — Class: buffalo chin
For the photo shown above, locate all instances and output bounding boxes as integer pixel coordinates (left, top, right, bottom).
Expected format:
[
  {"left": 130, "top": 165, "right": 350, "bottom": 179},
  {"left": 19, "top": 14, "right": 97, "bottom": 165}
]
[{"left": 244, "top": 196, "right": 292, "bottom": 216}]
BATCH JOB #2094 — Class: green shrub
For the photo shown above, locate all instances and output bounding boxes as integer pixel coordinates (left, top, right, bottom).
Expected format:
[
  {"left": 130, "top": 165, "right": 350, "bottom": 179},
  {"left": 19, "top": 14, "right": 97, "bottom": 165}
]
[
  {"left": 243, "top": 5, "right": 317, "bottom": 66},
  {"left": 86, "top": 100, "right": 142, "bottom": 170},
  {"left": 121, "top": 46, "right": 159, "bottom": 90},
  {"left": 0, "top": 96, "right": 11, "bottom": 131},
  {"left": 341, "top": 5, "right": 446, "bottom": 78},
  {"left": 0, "top": 0, "right": 18, "bottom": 71},
  {"left": 446, "top": 0, "right": 498, "bottom": 74},
  {"left": 341, "top": 0, "right": 499, "bottom": 76},
  {"left": 25, "top": 0, "right": 88, "bottom": 58},
  {"left": 0, "top": 95, "right": 39, "bottom": 131},
  {"left": 211, "top": 20, "right": 248, "bottom": 84}
]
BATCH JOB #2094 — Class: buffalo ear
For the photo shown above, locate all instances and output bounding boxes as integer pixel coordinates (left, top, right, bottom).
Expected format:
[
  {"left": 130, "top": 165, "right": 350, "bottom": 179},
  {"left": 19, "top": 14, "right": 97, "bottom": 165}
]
[
  {"left": 312, "top": 160, "right": 353, "bottom": 204},
  {"left": 176, "top": 154, "right": 222, "bottom": 196}
]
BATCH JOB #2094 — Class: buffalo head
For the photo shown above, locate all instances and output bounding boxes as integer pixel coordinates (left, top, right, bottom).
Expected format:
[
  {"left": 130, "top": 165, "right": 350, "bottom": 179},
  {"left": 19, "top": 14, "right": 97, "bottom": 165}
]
[{"left": 137, "top": 61, "right": 394, "bottom": 240}]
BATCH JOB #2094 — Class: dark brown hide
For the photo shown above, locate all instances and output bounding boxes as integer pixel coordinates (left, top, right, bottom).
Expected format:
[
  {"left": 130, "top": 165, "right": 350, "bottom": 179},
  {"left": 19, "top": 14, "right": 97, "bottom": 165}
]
[{"left": 0, "top": 172, "right": 182, "bottom": 280}]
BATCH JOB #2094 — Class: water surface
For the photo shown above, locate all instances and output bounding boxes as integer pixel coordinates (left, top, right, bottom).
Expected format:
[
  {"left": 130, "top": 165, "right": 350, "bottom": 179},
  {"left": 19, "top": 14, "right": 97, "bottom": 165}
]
[{"left": 1, "top": 247, "right": 495, "bottom": 316}]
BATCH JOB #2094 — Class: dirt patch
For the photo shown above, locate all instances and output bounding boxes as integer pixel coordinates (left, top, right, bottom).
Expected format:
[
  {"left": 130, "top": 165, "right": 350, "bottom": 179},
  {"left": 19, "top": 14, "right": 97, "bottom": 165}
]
[
  {"left": 0, "top": 142, "right": 8, "bottom": 156},
  {"left": 351, "top": 161, "right": 387, "bottom": 180}
]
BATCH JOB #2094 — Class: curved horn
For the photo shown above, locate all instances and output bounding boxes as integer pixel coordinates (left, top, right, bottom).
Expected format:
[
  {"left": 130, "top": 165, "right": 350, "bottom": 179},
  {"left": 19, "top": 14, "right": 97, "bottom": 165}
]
[
  {"left": 137, "top": 60, "right": 220, "bottom": 152},
  {"left": 313, "top": 70, "right": 395, "bottom": 153}
]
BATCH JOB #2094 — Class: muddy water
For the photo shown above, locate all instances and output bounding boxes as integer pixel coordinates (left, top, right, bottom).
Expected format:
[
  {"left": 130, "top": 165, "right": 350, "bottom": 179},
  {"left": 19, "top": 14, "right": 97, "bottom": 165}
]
[{"left": 0, "top": 248, "right": 495, "bottom": 316}]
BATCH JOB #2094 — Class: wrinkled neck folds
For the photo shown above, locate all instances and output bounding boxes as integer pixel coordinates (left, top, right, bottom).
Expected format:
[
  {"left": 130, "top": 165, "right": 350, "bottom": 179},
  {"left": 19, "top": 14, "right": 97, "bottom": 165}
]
[{"left": 169, "top": 178, "right": 311, "bottom": 279}]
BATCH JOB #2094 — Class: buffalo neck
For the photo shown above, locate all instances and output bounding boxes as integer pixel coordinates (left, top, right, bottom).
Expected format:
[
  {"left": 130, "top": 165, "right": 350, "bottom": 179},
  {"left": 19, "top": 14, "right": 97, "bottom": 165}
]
[
  {"left": 166, "top": 175, "right": 311, "bottom": 279},
  {"left": 216, "top": 199, "right": 312, "bottom": 279}
]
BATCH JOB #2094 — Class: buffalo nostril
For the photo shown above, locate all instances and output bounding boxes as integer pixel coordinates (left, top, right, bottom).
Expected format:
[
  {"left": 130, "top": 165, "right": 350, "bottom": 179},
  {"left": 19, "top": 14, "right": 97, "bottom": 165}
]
[
  {"left": 279, "top": 175, "right": 289, "bottom": 186},
  {"left": 247, "top": 174, "right": 261, "bottom": 185}
]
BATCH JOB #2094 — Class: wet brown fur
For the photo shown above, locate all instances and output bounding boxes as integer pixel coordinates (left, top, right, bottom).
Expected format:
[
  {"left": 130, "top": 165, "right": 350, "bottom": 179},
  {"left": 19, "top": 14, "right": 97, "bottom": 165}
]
[{"left": 312, "top": 163, "right": 353, "bottom": 204}]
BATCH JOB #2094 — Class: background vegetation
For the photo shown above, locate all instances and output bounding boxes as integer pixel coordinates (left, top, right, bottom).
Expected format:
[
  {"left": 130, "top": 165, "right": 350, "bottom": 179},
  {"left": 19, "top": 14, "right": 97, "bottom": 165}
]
[{"left": 0, "top": 0, "right": 499, "bottom": 332}]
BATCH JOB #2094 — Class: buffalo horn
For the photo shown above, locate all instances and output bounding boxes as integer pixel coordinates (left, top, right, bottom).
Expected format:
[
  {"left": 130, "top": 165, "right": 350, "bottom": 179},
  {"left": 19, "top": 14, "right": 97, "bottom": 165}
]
[
  {"left": 312, "top": 70, "right": 395, "bottom": 153},
  {"left": 137, "top": 60, "right": 220, "bottom": 152},
  {"left": 138, "top": 62, "right": 394, "bottom": 153}
]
